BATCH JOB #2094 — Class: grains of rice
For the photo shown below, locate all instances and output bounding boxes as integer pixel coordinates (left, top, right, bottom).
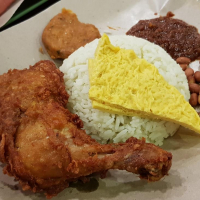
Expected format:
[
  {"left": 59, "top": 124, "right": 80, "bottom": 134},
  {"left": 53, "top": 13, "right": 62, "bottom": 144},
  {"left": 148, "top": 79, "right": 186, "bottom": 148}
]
[{"left": 60, "top": 35, "right": 190, "bottom": 146}]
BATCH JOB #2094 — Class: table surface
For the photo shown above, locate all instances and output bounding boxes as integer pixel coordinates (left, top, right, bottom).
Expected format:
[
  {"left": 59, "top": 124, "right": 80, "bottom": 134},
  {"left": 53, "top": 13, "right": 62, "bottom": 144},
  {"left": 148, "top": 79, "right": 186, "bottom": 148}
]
[{"left": 0, "top": 0, "right": 60, "bottom": 32}]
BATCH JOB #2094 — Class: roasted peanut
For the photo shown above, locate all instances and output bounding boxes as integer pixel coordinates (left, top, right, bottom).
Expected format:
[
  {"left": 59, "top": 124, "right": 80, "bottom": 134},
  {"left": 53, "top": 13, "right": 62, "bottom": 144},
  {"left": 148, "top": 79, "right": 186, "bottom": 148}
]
[
  {"left": 187, "top": 75, "right": 195, "bottom": 84},
  {"left": 189, "top": 93, "right": 198, "bottom": 107},
  {"left": 176, "top": 57, "right": 191, "bottom": 65},
  {"left": 198, "top": 94, "right": 200, "bottom": 104},
  {"left": 194, "top": 71, "right": 200, "bottom": 83},
  {"left": 185, "top": 68, "right": 194, "bottom": 77},
  {"left": 189, "top": 83, "right": 200, "bottom": 93},
  {"left": 180, "top": 64, "right": 188, "bottom": 71}
]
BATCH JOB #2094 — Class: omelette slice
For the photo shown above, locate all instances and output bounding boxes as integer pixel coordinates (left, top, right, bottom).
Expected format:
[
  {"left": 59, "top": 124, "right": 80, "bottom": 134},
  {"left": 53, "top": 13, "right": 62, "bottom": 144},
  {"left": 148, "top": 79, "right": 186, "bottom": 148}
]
[{"left": 88, "top": 34, "right": 200, "bottom": 134}]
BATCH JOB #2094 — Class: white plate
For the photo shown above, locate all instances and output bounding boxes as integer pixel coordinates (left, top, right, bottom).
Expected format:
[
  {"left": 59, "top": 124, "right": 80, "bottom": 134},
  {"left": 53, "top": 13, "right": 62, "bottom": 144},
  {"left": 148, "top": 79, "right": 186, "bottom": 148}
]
[{"left": 0, "top": 0, "right": 200, "bottom": 199}]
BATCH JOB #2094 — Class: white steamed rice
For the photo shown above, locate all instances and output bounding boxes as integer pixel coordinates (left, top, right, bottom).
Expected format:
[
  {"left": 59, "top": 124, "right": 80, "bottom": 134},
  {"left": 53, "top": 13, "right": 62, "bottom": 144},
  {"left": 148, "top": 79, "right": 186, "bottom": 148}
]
[{"left": 60, "top": 35, "right": 190, "bottom": 146}]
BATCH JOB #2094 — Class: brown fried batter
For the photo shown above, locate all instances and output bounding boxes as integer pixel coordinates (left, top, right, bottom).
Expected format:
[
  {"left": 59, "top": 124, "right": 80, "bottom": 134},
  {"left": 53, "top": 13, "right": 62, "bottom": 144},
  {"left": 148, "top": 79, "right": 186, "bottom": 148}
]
[
  {"left": 42, "top": 9, "right": 101, "bottom": 59},
  {"left": 0, "top": 61, "right": 172, "bottom": 198}
]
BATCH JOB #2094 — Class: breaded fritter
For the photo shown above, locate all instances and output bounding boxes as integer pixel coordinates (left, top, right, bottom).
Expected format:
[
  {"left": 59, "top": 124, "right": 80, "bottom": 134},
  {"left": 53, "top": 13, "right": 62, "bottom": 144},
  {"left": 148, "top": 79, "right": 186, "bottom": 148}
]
[{"left": 42, "top": 9, "right": 101, "bottom": 59}]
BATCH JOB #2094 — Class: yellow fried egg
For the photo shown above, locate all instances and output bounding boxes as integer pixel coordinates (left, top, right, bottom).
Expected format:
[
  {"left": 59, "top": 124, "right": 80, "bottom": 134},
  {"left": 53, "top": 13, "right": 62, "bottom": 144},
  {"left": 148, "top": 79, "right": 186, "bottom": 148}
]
[{"left": 88, "top": 34, "right": 200, "bottom": 134}]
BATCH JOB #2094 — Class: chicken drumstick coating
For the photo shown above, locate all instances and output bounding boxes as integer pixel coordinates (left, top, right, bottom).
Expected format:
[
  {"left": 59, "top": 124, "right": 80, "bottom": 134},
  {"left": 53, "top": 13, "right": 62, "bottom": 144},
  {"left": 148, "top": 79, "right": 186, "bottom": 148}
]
[{"left": 0, "top": 61, "right": 172, "bottom": 198}]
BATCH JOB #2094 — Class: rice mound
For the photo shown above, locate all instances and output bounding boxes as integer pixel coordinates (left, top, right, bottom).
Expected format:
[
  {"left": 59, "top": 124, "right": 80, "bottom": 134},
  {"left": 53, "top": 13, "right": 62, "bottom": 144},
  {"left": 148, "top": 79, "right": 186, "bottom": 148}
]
[{"left": 60, "top": 35, "right": 190, "bottom": 146}]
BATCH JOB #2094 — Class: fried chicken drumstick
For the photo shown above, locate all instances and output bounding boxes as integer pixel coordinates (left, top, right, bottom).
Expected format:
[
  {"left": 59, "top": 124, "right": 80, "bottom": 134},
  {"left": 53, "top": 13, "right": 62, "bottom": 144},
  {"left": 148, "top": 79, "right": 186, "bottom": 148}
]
[{"left": 0, "top": 61, "right": 172, "bottom": 198}]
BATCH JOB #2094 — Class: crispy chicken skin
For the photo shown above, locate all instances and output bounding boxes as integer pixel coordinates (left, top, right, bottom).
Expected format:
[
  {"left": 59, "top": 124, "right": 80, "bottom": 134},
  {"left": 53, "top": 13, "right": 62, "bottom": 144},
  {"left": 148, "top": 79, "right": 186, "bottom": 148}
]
[{"left": 0, "top": 61, "right": 172, "bottom": 198}]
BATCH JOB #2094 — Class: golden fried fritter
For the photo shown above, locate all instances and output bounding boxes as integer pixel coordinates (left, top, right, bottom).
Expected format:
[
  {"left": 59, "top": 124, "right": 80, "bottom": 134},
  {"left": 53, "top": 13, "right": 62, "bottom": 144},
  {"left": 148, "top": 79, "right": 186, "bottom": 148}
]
[{"left": 42, "top": 9, "right": 101, "bottom": 59}]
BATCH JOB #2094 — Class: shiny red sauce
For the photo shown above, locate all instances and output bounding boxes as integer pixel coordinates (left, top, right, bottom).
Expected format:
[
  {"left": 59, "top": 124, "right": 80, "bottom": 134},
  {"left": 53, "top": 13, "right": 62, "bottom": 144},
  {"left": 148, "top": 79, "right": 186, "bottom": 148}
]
[{"left": 127, "top": 16, "right": 200, "bottom": 61}]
